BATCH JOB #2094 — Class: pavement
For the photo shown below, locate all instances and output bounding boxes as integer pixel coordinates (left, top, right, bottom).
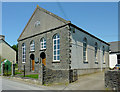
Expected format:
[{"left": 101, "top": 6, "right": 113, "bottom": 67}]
[
  {"left": 64, "top": 71, "right": 105, "bottom": 90},
  {"left": 1, "top": 71, "right": 106, "bottom": 90}
]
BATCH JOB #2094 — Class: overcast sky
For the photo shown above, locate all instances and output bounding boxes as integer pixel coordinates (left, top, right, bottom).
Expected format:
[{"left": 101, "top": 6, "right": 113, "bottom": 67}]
[{"left": 2, "top": 2, "right": 118, "bottom": 46}]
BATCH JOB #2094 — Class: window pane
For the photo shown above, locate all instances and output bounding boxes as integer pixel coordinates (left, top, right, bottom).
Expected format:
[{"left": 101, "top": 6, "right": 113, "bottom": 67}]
[
  {"left": 57, "top": 45, "right": 60, "bottom": 49},
  {"left": 54, "top": 56, "right": 56, "bottom": 60},
  {"left": 54, "top": 40, "right": 56, "bottom": 44},
  {"left": 83, "top": 52, "right": 86, "bottom": 56},
  {"left": 54, "top": 45, "right": 56, "bottom": 50},
  {"left": 57, "top": 50, "right": 60, "bottom": 55},
  {"left": 57, "top": 56, "right": 60, "bottom": 60},
  {"left": 44, "top": 45, "right": 46, "bottom": 49},
  {"left": 54, "top": 51, "right": 56, "bottom": 55},
  {"left": 57, "top": 39, "right": 60, "bottom": 44},
  {"left": 83, "top": 56, "right": 86, "bottom": 61},
  {"left": 57, "top": 35, "right": 59, "bottom": 38}
]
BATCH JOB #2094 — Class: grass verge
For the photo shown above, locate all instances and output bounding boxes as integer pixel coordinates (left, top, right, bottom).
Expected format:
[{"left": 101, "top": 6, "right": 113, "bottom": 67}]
[{"left": 20, "top": 74, "right": 38, "bottom": 79}]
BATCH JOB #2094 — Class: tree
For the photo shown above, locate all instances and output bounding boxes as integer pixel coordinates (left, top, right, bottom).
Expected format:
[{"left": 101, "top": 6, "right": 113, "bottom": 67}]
[
  {"left": 12, "top": 44, "right": 18, "bottom": 52},
  {"left": 12, "top": 44, "right": 18, "bottom": 63}
]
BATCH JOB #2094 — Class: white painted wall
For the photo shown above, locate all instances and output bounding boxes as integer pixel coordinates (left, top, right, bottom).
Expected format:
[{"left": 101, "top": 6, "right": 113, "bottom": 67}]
[
  {"left": 0, "top": 40, "right": 16, "bottom": 63},
  {"left": 109, "top": 54, "right": 117, "bottom": 68},
  {"left": 70, "top": 27, "right": 109, "bottom": 69}
]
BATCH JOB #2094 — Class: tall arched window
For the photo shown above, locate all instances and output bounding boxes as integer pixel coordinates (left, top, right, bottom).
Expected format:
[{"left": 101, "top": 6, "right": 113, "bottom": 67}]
[
  {"left": 95, "top": 42, "right": 98, "bottom": 62},
  {"left": 103, "top": 46, "right": 105, "bottom": 63},
  {"left": 22, "top": 43, "right": 26, "bottom": 63},
  {"left": 53, "top": 34, "right": 60, "bottom": 61},
  {"left": 40, "top": 38, "right": 46, "bottom": 50},
  {"left": 83, "top": 37, "right": 87, "bottom": 62},
  {"left": 30, "top": 40, "right": 35, "bottom": 51}
]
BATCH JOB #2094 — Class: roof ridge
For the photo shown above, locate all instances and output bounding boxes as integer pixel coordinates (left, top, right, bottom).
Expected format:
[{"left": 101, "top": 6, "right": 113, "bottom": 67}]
[
  {"left": 37, "top": 5, "right": 70, "bottom": 24},
  {"left": 18, "top": 5, "right": 70, "bottom": 41}
]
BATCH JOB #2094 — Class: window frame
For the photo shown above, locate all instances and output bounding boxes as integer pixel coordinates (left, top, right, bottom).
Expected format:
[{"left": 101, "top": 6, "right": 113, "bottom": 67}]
[
  {"left": 95, "top": 42, "right": 98, "bottom": 63},
  {"left": 30, "top": 40, "right": 35, "bottom": 51},
  {"left": 40, "top": 37, "right": 46, "bottom": 50},
  {"left": 103, "top": 46, "right": 105, "bottom": 63},
  {"left": 53, "top": 34, "right": 60, "bottom": 61},
  {"left": 22, "top": 43, "right": 26, "bottom": 63},
  {"left": 83, "top": 37, "right": 87, "bottom": 63}
]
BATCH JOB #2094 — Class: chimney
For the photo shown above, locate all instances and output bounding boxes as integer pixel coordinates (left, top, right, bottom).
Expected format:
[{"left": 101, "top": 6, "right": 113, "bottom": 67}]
[{"left": 0, "top": 35, "right": 5, "bottom": 40}]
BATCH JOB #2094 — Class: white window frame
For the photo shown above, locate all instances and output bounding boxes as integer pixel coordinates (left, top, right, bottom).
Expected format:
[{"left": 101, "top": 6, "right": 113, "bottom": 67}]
[
  {"left": 83, "top": 38, "right": 87, "bottom": 62},
  {"left": 30, "top": 40, "right": 35, "bottom": 51},
  {"left": 103, "top": 46, "right": 105, "bottom": 63},
  {"left": 40, "top": 38, "right": 46, "bottom": 50},
  {"left": 53, "top": 34, "right": 60, "bottom": 61},
  {"left": 95, "top": 42, "right": 98, "bottom": 62},
  {"left": 22, "top": 43, "right": 26, "bottom": 63}
]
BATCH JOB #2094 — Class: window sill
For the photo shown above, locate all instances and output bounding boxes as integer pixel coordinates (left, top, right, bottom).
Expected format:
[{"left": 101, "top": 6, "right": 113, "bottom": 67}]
[
  {"left": 95, "top": 62, "right": 98, "bottom": 64},
  {"left": 22, "top": 62, "right": 26, "bottom": 64},
  {"left": 40, "top": 49, "right": 46, "bottom": 51},
  {"left": 52, "top": 60, "right": 60, "bottom": 63},
  {"left": 29, "top": 50, "right": 35, "bottom": 53},
  {"left": 83, "top": 61, "right": 88, "bottom": 64}
]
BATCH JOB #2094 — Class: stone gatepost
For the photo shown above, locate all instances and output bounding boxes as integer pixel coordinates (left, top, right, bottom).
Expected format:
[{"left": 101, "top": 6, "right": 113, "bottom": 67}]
[
  {"left": 11, "top": 61, "right": 15, "bottom": 76},
  {"left": 1, "top": 63, "right": 3, "bottom": 76},
  {"left": 38, "top": 58, "right": 43, "bottom": 85}
]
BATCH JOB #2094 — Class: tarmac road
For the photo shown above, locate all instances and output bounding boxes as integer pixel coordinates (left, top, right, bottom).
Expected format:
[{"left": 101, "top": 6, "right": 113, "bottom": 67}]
[{"left": 1, "top": 71, "right": 106, "bottom": 91}]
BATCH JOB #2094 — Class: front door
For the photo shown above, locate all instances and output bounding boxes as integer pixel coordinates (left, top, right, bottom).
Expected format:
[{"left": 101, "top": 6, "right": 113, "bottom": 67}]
[
  {"left": 40, "top": 52, "right": 46, "bottom": 66},
  {"left": 32, "top": 60, "right": 35, "bottom": 71},
  {"left": 30, "top": 54, "right": 35, "bottom": 71}
]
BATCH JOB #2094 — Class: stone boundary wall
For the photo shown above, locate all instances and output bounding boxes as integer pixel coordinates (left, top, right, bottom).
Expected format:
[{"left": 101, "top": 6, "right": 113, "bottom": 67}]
[
  {"left": 105, "top": 70, "right": 120, "bottom": 90},
  {"left": 43, "top": 67, "right": 69, "bottom": 84},
  {"left": 43, "top": 68, "right": 78, "bottom": 84}
]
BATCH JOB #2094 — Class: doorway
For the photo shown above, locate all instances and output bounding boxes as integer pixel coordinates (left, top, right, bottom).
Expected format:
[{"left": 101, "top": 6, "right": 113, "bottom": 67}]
[
  {"left": 117, "top": 54, "right": 120, "bottom": 64},
  {"left": 40, "top": 52, "right": 46, "bottom": 66},
  {"left": 30, "top": 54, "right": 35, "bottom": 71}
]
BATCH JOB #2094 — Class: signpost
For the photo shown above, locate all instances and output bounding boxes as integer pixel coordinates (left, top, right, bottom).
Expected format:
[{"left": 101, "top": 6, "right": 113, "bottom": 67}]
[{"left": 24, "top": 64, "right": 25, "bottom": 77}]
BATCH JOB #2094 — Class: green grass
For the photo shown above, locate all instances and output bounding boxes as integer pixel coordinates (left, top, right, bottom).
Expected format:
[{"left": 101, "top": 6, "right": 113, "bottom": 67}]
[
  {"left": 15, "top": 71, "right": 22, "bottom": 75},
  {"left": 3, "top": 71, "right": 11, "bottom": 76},
  {"left": 20, "top": 74, "right": 39, "bottom": 79}
]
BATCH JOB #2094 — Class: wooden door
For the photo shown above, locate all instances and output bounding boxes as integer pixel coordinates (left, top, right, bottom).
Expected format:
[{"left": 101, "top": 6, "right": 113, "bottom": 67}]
[
  {"left": 32, "top": 60, "right": 35, "bottom": 71},
  {"left": 42, "top": 58, "right": 46, "bottom": 66}
]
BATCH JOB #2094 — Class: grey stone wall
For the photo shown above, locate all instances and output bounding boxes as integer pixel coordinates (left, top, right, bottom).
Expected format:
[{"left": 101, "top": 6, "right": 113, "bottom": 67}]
[
  {"left": 43, "top": 67, "right": 69, "bottom": 84},
  {"left": 18, "top": 26, "right": 70, "bottom": 72},
  {"left": 105, "top": 70, "right": 120, "bottom": 90},
  {"left": 19, "top": 8, "right": 66, "bottom": 41}
]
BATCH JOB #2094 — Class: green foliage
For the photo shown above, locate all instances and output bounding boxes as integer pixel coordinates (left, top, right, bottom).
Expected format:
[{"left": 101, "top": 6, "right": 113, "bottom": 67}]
[
  {"left": 15, "top": 64, "right": 18, "bottom": 68},
  {"left": 20, "top": 74, "right": 39, "bottom": 79},
  {"left": 12, "top": 44, "right": 18, "bottom": 62},
  {"left": 15, "top": 70, "right": 22, "bottom": 75},
  {"left": 3, "top": 71, "right": 11, "bottom": 76},
  {"left": 12, "top": 44, "right": 18, "bottom": 52}
]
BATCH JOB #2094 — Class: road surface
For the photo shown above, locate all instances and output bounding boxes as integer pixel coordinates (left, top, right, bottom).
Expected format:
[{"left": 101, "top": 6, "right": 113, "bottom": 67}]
[{"left": 1, "top": 71, "right": 105, "bottom": 90}]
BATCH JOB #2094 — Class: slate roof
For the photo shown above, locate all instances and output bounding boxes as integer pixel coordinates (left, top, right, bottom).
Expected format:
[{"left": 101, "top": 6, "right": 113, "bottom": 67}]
[{"left": 109, "top": 41, "right": 120, "bottom": 53}]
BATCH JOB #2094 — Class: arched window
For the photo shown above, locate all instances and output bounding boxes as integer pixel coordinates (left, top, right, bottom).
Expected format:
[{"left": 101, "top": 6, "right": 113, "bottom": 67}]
[
  {"left": 103, "top": 46, "right": 105, "bottom": 63},
  {"left": 40, "top": 38, "right": 46, "bottom": 50},
  {"left": 83, "top": 38, "right": 87, "bottom": 62},
  {"left": 30, "top": 40, "right": 35, "bottom": 51},
  {"left": 22, "top": 43, "right": 26, "bottom": 63},
  {"left": 95, "top": 42, "right": 98, "bottom": 62},
  {"left": 53, "top": 34, "right": 60, "bottom": 61}
]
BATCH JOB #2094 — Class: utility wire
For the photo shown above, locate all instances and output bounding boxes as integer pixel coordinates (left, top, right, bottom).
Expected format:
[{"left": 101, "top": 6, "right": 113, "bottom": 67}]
[{"left": 56, "top": 0, "right": 70, "bottom": 21}]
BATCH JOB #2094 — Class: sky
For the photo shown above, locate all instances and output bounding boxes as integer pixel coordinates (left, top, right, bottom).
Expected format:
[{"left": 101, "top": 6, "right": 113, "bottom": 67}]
[{"left": 2, "top": 2, "right": 118, "bottom": 46}]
